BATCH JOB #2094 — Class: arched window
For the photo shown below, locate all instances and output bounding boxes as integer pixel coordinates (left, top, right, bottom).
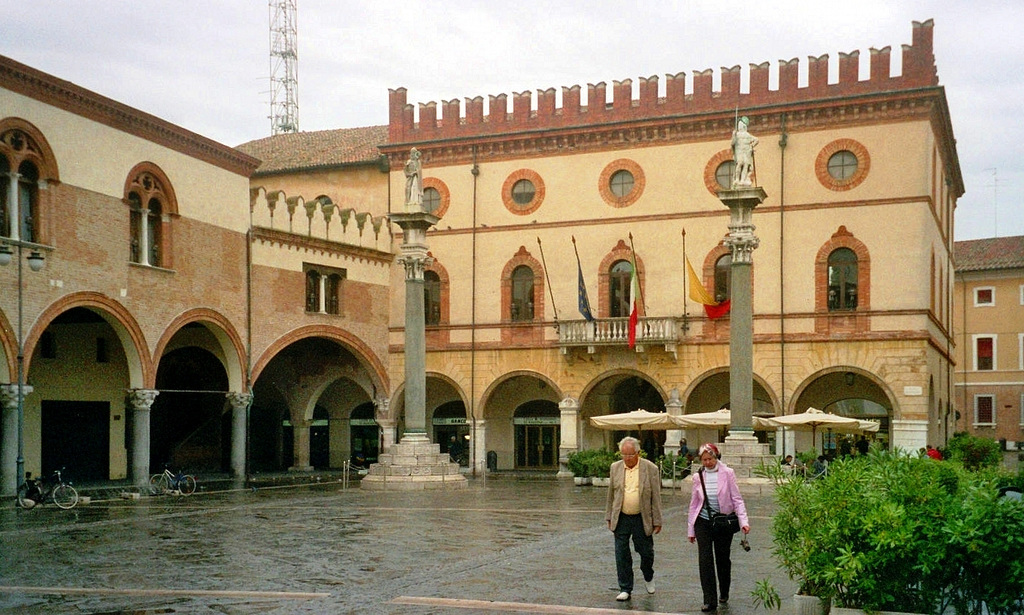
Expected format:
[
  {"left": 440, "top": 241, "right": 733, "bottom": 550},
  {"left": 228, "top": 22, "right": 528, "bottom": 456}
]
[
  {"left": 0, "top": 155, "right": 9, "bottom": 237},
  {"left": 609, "top": 260, "right": 633, "bottom": 318},
  {"left": 17, "top": 161, "right": 38, "bottom": 242},
  {"left": 124, "top": 165, "right": 176, "bottom": 267},
  {"left": 0, "top": 122, "right": 58, "bottom": 244},
  {"left": 511, "top": 265, "right": 535, "bottom": 322},
  {"left": 828, "top": 248, "right": 858, "bottom": 311},
  {"left": 714, "top": 254, "right": 732, "bottom": 302},
  {"left": 305, "top": 270, "right": 321, "bottom": 312},
  {"left": 424, "top": 270, "right": 441, "bottom": 325}
]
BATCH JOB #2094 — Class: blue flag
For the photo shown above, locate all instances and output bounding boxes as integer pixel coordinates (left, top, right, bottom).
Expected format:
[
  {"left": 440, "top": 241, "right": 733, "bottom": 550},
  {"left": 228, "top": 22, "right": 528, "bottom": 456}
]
[{"left": 577, "top": 258, "right": 594, "bottom": 321}]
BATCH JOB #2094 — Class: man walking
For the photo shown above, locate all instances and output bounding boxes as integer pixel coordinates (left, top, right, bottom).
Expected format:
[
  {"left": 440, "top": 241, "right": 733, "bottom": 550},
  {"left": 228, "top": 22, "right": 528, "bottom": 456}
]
[{"left": 605, "top": 436, "right": 663, "bottom": 601}]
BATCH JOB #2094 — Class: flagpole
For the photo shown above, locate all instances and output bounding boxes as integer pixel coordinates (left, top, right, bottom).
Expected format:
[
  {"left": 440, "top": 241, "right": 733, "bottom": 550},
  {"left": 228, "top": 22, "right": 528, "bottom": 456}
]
[
  {"left": 536, "top": 237, "right": 559, "bottom": 323},
  {"left": 682, "top": 228, "right": 689, "bottom": 330},
  {"left": 627, "top": 232, "right": 646, "bottom": 313}
]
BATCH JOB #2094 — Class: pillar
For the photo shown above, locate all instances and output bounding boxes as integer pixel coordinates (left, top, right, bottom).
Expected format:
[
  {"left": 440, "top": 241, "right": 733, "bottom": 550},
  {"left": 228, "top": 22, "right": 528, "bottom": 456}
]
[
  {"left": 290, "top": 420, "right": 312, "bottom": 471},
  {"left": 127, "top": 389, "right": 159, "bottom": 487},
  {"left": 557, "top": 397, "right": 579, "bottom": 477},
  {"left": 226, "top": 392, "right": 251, "bottom": 479},
  {"left": 1, "top": 385, "right": 23, "bottom": 495},
  {"left": 664, "top": 388, "right": 683, "bottom": 457},
  {"left": 6, "top": 171, "right": 19, "bottom": 240},
  {"left": 471, "top": 418, "right": 486, "bottom": 475}
]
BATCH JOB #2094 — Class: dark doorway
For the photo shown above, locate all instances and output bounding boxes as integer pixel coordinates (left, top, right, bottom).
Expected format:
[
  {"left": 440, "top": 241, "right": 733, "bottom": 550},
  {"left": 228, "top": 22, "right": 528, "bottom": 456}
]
[
  {"left": 310, "top": 405, "right": 329, "bottom": 469},
  {"left": 41, "top": 401, "right": 110, "bottom": 482},
  {"left": 152, "top": 345, "right": 228, "bottom": 472},
  {"left": 349, "top": 402, "right": 379, "bottom": 466},
  {"left": 513, "top": 400, "right": 559, "bottom": 470}
]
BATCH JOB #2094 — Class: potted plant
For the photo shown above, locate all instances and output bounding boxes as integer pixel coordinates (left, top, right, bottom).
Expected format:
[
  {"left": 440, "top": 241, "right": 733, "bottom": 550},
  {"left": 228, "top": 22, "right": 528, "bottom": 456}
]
[{"left": 567, "top": 450, "right": 590, "bottom": 485}]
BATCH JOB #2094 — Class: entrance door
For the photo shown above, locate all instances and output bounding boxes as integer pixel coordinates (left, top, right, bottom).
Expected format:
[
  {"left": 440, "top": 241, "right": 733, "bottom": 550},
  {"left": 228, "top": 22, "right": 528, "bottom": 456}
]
[
  {"left": 515, "top": 424, "right": 559, "bottom": 469},
  {"left": 41, "top": 401, "right": 110, "bottom": 482}
]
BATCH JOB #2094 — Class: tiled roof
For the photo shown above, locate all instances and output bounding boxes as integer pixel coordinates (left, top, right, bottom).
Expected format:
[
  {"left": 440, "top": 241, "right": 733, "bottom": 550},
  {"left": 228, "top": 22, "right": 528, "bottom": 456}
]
[
  {"left": 236, "top": 125, "right": 387, "bottom": 174},
  {"left": 954, "top": 236, "right": 1024, "bottom": 272}
]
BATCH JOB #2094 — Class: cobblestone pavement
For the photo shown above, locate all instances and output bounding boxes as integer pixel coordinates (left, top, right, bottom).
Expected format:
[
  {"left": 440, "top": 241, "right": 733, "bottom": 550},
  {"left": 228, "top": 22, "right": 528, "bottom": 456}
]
[{"left": 0, "top": 478, "right": 797, "bottom": 614}]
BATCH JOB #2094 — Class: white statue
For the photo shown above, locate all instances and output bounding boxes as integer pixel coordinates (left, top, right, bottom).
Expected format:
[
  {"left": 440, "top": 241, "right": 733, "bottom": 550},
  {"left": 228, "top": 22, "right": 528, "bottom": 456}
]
[
  {"left": 404, "top": 147, "right": 423, "bottom": 210},
  {"left": 731, "top": 116, "right": 759, "bottom": 187}
]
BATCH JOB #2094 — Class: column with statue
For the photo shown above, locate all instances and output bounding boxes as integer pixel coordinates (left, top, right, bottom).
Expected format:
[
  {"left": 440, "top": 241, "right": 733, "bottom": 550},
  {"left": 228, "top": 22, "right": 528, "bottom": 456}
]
[{"left": 362, "top": 148, "right": 466, "bottom": 489}]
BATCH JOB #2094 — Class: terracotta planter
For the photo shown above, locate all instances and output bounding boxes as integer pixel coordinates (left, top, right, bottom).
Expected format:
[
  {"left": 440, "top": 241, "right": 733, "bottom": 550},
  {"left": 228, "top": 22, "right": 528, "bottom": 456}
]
[{"left": 792, "top": 593, "right": 828, "bottom": 615}]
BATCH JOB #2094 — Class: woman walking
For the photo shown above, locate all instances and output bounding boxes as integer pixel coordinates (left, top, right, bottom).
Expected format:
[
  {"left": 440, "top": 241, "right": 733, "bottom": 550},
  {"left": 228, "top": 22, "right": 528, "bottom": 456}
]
[{"left": 687, "top": 443, "right": 750, "bottom": 613}]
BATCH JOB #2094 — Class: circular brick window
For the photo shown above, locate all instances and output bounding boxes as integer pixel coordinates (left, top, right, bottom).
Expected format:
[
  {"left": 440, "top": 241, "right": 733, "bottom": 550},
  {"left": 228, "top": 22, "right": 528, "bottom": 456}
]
[
  {"left": 502, "top": 169, "right": 545, "bottom": 215},
  {"left": 599, "top": 159, "right": 645, "bottom": 208},
  {"left": 816, "top": 139, "right": 870, "bottom": 191}
]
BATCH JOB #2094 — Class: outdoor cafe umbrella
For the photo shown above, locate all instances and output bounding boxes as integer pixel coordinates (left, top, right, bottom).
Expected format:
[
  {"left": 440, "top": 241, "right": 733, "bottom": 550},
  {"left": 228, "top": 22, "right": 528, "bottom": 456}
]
[
  {"left": 762, "top": 407, "right": 862, "bottom": 451},
  {"left": 671, "top": 408, "right": 774, "bottom": 430},
  {"left": 589, "top": 408, "right": 678, "bottom": 431}
]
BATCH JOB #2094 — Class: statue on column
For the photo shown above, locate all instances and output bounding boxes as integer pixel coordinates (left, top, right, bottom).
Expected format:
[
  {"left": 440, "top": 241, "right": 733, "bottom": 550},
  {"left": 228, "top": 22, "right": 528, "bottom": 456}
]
[
  {"left": 404, "top": 147, "right": 423, "bottom": 210},
  {"left": 731, "top": 116, "right": 759, "bottom": 188}
]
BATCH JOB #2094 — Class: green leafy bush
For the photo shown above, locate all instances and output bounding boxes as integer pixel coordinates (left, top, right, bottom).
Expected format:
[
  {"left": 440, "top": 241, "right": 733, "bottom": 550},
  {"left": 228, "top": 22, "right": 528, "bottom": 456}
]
[
  {"left": 944, "top": 431, "right": 1002, "bottom": 470},
  {"left": 767, "top": 448, "right": 1024, "bottom": 614},
  {"left": 566, "top": 448, "right": 619, "bottom": 478}
]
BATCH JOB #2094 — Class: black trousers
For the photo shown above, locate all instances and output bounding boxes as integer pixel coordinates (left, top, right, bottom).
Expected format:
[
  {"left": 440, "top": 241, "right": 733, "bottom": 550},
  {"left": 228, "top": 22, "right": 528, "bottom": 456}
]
[
  {"left": 613, "top": 512, "right": 654, "bottom": 592},
  {"left": 694, "top": 515, "right": 734, "bottom": 606}
]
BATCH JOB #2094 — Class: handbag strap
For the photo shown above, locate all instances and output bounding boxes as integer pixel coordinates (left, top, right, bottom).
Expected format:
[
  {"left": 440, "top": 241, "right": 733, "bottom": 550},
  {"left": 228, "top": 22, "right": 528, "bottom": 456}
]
[{"left": 698, "top": 468, "right": 718, "bottom": 516}]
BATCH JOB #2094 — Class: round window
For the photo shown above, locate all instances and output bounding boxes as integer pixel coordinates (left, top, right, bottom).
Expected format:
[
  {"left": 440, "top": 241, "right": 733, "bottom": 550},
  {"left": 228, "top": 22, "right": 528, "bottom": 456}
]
[
  {"left": 609, "top": 170, "right": 634, "bottom": 198},
  {"left": 827, "top": 151, "right": 858, "bottom": 181},
  {"left": 423, "top": 187, "right": 440, "bottom": 213},
  {"left": 715, "top": 161, "right": 736, "bottom": 189},
  {"left": 512, "top": 179, "right": 536, "bottom": 206}
]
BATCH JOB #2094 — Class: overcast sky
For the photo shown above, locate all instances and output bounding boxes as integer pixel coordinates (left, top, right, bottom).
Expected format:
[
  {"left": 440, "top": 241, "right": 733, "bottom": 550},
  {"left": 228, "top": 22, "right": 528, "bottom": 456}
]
[{"left": 2, "top": 1, "right": 1021, "bottom": 241}]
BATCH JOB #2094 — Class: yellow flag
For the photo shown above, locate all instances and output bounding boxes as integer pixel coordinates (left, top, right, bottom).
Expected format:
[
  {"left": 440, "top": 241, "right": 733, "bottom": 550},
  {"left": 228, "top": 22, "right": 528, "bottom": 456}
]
[{"left": 686, "top": 257, "right": 718, "bottom": 306}]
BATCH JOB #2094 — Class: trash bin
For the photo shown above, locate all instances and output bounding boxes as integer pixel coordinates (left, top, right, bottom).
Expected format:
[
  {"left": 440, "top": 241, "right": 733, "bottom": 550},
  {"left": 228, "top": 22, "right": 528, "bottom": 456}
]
[{"left": 486, "top": 450, "right": 497, "bottom": 472}]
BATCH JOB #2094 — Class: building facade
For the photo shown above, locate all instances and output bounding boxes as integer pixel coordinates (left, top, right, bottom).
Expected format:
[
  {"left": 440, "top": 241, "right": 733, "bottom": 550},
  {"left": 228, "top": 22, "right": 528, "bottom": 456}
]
[
  {"left": 2, "top": 19, "right": 966, "bottom": 487},
  {"left": 953, "top": 236, "right": 1024, "bottom": 459}
]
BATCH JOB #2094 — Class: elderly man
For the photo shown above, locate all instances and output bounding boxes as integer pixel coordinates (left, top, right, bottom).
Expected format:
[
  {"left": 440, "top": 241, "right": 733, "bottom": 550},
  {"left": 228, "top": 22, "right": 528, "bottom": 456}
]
[{"left": 605, "top": 436, "right": 663, "bottom": 602}]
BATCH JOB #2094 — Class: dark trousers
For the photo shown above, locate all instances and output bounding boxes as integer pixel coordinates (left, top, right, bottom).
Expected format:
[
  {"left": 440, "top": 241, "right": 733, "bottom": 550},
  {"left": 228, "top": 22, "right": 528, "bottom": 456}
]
[
  {"left": 694, "top": 515, "right": 734, "bottom": 606},
  {"left": 613, "top": 512, "right": 654, "bottom": 592}
]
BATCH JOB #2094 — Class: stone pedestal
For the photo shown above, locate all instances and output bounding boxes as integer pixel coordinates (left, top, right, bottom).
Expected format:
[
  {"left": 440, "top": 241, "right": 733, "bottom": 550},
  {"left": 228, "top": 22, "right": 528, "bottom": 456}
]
[
  {"left": 718, "top": 438, "right": 775, "bottom": 479},
  {"left": 360, "top": 441, "right": 467, "bottom": 490}
]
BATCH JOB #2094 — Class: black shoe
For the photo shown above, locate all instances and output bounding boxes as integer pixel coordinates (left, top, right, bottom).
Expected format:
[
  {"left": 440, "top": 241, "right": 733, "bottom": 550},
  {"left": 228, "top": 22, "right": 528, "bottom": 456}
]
[
  {"left": 720, "top": 596, "right": 729, "bottom": 604},
  {"left": 701, "top": 605, "right": 717, "bottom": 613}
]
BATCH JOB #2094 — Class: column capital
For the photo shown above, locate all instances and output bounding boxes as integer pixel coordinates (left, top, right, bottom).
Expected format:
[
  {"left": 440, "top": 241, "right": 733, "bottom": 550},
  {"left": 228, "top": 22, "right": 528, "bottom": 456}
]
[
  {"left": 126, "top": 388, "right": 159, "bottom": 411},
  {"left": 558, "top": 396, "right": 580, "bottom": 411},
  {"left": 225, "top": 391, "right": 253, "bottom": 410},
  {"left": 0, "top": 384, "right": 32, "bottom": 409}
]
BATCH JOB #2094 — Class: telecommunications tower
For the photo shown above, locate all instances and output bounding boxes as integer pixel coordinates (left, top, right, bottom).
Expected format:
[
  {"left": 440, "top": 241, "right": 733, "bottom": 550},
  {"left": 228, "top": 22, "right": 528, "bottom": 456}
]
[{"left": 269, "top": 0, "right": 299, "bottom": 134}]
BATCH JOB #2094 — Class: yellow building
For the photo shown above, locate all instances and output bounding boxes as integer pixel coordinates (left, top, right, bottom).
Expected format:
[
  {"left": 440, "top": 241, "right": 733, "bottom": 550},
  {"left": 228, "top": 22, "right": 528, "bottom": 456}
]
[
  {"left": 953, "top": 236, "right": 1024, "bottom": 459},
  {"left": 245, "top": 20, "right": 962, "bottom": 473}
]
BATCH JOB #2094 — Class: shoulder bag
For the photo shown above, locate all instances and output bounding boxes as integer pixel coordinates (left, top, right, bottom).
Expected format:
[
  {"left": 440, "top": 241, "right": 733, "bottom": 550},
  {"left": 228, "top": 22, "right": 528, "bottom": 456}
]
[{"left": 699, "top": 468, "right": 741, "bottom": 536}]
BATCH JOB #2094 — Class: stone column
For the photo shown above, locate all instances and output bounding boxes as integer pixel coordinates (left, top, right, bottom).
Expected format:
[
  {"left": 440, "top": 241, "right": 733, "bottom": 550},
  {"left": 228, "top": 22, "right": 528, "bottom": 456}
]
[
  {"left": 290, "top": 420, "right": 313, "bottom": 471},
  {"left": 557, "top": 397, "right": 580, "bottom": 477},
  {"left": 226, "top": 392, "right": 251, "bottom": 479},
  {"left": 1, "top": 385, "right": 22, "bottom": 496},
  {"left": 6, "top": 171, "right": 20, "bottom": 241},
  {"left": 471, "top": 418, "right": 486, "bottom": 475},
  {"left": 127, "top": 389, "right": 159, "bottom": 487},
  {"left": 664, "top": 388, "right": 684, "bottom": 457}
]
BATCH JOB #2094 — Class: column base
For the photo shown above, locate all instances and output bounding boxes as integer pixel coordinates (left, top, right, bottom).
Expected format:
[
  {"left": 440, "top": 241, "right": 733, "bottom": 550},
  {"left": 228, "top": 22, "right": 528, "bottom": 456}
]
[{"left": 361, "top": 441, "right": 467, "bottom": 491}]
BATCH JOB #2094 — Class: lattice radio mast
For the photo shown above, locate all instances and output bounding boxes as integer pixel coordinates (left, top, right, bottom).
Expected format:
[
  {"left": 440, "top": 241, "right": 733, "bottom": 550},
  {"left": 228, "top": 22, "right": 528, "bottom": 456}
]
[{"left": 269, "top": 0, "right": 299, "bottom": 135}]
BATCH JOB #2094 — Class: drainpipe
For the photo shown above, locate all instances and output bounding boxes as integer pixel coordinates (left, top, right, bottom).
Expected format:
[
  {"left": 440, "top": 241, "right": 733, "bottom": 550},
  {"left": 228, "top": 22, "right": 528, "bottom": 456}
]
[
  {"left": 470, "top": 146, "right": 480, "bottom": 476},
  {"left": 778, "top": 113, "right": 788, "bottom": 454}
]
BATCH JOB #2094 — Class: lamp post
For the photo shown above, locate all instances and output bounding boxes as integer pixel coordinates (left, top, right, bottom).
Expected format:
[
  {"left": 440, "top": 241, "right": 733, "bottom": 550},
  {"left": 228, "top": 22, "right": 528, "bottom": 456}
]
[{"left": 0, "top": 240, "right": 45, "bottom": 492}]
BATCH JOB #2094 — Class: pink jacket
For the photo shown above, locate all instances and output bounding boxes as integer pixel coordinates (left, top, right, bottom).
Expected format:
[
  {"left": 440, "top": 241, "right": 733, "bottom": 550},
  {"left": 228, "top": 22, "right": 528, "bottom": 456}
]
[{"left": 687, "top": 461, "right": 749, "bottom": 538}]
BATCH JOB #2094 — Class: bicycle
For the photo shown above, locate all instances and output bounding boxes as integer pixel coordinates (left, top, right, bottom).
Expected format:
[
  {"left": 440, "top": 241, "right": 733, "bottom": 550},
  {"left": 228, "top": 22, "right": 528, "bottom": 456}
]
[
  {"left": 149, "top": 465, "right": 197, "bottom": 496},
  {"left": 17, "top": 468, "right": 79, "bottom": 510}
]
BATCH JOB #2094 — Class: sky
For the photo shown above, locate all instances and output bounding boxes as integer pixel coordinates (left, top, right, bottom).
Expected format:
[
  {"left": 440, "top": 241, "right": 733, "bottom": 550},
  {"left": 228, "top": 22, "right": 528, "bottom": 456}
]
[{"left": 2, "top": 1, "right": 1021, "bottom": 242}]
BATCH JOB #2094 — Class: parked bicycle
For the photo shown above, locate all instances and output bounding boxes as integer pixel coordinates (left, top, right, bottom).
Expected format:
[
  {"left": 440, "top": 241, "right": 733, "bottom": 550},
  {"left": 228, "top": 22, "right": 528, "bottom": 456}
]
[
  {"left": 17, "top": 468, "right": 79, "bottom": 510},
  {"left": 149, "top": 465, "right": 197, "bottom": 496}
]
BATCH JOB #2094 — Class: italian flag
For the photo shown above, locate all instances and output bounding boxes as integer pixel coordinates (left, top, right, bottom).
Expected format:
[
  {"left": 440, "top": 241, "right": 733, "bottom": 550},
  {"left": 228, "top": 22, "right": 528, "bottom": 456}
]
[{"left": 628, "top": 258, "right": 640, "bottom": 348}]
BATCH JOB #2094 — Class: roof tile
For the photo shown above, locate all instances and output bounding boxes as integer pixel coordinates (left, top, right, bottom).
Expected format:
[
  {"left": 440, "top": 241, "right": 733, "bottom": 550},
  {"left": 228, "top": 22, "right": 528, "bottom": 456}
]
[
  {"left": 236, "top": 125, "right": 387, "bottom": 174},
  {"left": 954, "top": 236, "right": 1024, "bottom": 272}
]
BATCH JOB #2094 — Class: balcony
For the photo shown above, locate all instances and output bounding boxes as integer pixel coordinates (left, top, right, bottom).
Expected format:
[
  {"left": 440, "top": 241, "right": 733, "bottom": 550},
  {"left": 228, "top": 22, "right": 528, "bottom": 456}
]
[{"left": 557, "top": 316, "right": 682, "bottom": 358}]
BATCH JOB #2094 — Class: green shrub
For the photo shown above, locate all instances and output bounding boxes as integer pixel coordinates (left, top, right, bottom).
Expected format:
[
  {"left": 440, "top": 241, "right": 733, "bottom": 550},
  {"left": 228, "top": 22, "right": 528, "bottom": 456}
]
[
  {"left": 767, "top": 447, "right": 1024, "bottom": 614},
  {"left": 945, "top": 431, "right": 1002, "bottom": 470},
  {"left": 566, "top": 448, "right": 619, "bottom": 478}
]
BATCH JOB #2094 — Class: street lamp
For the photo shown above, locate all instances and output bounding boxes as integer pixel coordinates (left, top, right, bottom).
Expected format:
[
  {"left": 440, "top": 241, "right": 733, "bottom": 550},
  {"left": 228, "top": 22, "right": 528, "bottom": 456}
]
[{"left": 0, "top": 240, "right": 44, "bottom": 492}]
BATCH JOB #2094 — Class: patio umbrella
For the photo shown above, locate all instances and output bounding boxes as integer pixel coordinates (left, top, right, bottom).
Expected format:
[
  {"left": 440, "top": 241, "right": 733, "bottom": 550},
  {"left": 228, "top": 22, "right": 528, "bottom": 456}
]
[
  {"left": 589, "top": 409, "right": 677, "bottom": 431},
  {"left": 762, "top": 407, "right": 862, "bottom": 451},
  {"left": 671, "top": 408, "right": 774, "bottom": 430}
]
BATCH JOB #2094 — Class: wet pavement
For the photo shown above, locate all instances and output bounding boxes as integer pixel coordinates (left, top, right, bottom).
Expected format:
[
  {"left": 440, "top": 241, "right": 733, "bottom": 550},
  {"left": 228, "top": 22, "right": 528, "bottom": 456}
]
[{"left": 0, "top": 478, "right": 797, "bottom": 614}]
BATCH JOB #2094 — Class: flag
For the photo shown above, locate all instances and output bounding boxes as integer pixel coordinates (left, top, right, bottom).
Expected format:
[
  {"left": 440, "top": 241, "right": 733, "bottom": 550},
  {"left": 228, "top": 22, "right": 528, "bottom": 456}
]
[
  {"left": 628, "top": 257, "right": 640, "bottom": 347},
  {"left": 577, "top": 258, "right": 594, "bottom": 321},
  {"left": 686, "top": 256, "right": 731, "bottom": 320}
]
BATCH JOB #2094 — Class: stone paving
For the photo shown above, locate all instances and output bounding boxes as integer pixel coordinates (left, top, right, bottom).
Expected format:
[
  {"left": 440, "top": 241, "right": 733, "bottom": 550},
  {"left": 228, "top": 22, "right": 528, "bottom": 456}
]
[{"left": 0, "top": 478, "right": 797, "bottom": 614}]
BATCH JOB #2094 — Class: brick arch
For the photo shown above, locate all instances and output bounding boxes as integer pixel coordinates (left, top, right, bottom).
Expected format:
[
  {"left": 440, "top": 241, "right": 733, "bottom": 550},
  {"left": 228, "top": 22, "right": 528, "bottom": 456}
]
[
  {"left": 703, "top": 149, "right": 733, "bottom": 195},
  {"left": 250, "top": 324, "right": 388, "bottom": 394},
  {"left": 499, "top": 246, "right": 545, "bottom": 345},
  {"left": 598, "top": 239, "right": 646, "bottom": 318},
  {"left": 577, "top": 369, "right": 668, "bottom": 416},
  {"left": 26, "top": 291, "right": 152, "bottom": 388},
  {"left": 0, "top": 117, "right": 60, "bottom": 182},
  {"left": 124, "top": 161, "right": 178, "bottom": 268},
  {"left": 424, "top": 253, "right": 451, "bottom": 346},
  {"left": 501, "top": 168, "right": 545, "bottom": 215},
  {"left": 123, "top": 161, "right": 179, "bottom": 216},
  {"left": 153, "top": 308, "right": 248, "bottom": 392},
  {"left": 478, "top": 369, "right": 565, "bottom": 421},
  {"left": 814, "top": 225, "right": 871, "bottom": 334}
]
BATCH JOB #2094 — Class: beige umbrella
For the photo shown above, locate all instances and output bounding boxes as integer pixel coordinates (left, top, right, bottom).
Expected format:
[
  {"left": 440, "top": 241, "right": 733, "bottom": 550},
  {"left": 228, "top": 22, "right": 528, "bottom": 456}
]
[
  {"left": 589, "top": 408, "right": 677, "bottom": 431},
  {"left": 671, "top": 408, "right": 774, "bottom": 430},
  {"left": 762, "top": 407, "right": 863, "bottom": 452}
]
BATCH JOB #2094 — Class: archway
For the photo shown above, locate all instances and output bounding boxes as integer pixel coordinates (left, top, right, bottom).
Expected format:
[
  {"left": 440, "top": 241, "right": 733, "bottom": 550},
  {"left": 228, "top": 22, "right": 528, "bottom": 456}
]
[
  {"left": 793, "top": 370, "right": 893, "bottom": 454},
  {"left": 581, "top": 372, "right": 666, "bottom": 459}
]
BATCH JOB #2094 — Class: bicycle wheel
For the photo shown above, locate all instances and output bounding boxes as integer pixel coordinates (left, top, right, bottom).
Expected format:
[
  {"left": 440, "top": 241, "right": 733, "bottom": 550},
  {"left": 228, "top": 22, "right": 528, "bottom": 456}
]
[
  {"left": 150, "top": 473, "right": 170, "bottom": 495},
  {"left": 16, "top": 483, "right": 37, "bottom": 510},
  {"left": 53, "top": 484, "right": 79, "bottom": 509},
  {"left": 179, "top": 475, "right": 197, "bottom": 496}
]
